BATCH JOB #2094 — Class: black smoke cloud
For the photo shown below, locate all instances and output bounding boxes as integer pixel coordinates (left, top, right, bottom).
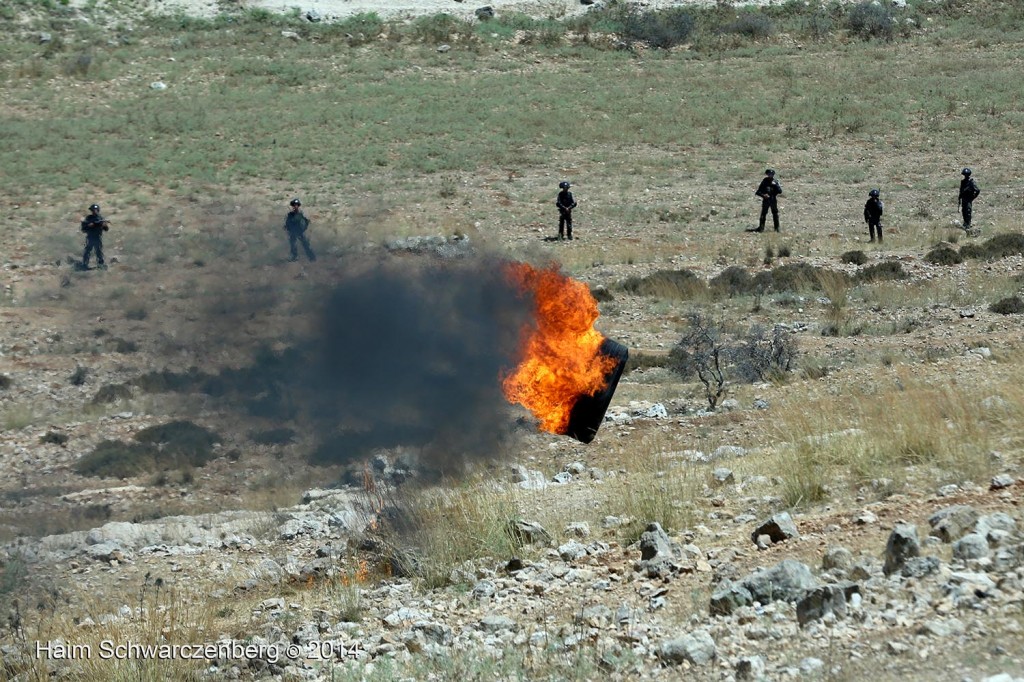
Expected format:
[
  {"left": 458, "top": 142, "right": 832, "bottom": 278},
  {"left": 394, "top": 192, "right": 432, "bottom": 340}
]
[{"left": 293, "top": 256, "right": 535, "bottom": 474}]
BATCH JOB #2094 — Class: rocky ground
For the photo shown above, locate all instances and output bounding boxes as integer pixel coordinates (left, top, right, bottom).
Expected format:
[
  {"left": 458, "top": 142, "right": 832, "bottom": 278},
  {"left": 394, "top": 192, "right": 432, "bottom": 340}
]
[
  {"left": 3, "top": 1, "right": 1024, "bottom": 680},
  {"left": 2, "top": 231, "right": 1023, "bottom": 681}
]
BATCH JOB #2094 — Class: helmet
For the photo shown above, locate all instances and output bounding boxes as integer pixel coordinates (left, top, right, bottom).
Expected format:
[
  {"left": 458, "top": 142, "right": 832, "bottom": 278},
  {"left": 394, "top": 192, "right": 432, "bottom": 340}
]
[
  {"left": 765, "top": 169, "right": 775, "bottom": 176},
  {"left": 289, "top": 198, "right": 301, "bottom": 207},
  {"left": 869, "top": 189, "right": 880, "bottom": 197},
  {"left": 961, "top": 168, "right": 972, "bottom": 176},
  {"left": 558, "top": 181, "right": 571, "bottom": 189},
  {"left": 89, "top": 204, "right": 100, "bottom": 211}
]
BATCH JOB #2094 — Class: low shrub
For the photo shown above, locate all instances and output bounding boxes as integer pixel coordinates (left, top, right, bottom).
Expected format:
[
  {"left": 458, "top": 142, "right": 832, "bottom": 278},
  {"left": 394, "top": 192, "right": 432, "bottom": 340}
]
[
  {"left": 69, "top": 365, "right": 88, "bottom": 386},
  {"left": 709, "top": 266, "right": 753, "bottom": 298},
  {"left": 618, "top": 269, "right": 707, "bottom": 299},
  {"left": 125, "top": 303, "right": 149, "bottom": 321},
  {"left": 625, "top": 351, "right": 672, "bottom": 372},
  {"left": 0, "top": 374, "right": 12, "bottom": 390},
  {"left": 108, "top": 337, "right": 139, "bottom": 353},
  {"left": 734, "top": 324, "right": 799, "bottom": 383},
  {"left": 990, "top": 296, "right": 1024, "bottom": 315},
  {"left": 960, "top": 233, "right": 1024, "bottom": 261},
  {"left": 801, "top": 10, "right": 835, "bottom": 42},
  {"left": 925, "top": 246, "right": 963, "bottom": 265},
  {"left": 620, "top": 6, "right": 695, "bottom": 48},
  {"left": 332, "top": 12, "right": 384, "bottom": 45},
  {"left": 856, "top": 260, "right": 907, "bottom": 283},
  {"left": 62, "top": 52, "right": 95, "bottom": 79},
  {"left": 74, "top": 440, "right": 159, "bottom": 478},
  {"left": 76, "top": 421, "right": 221, "bottom": 479},
  {"left": 134, "top": 420, "right": 221, "bottom": 464},
  {"left": 722, "top": 13, "right": 774, "bottom": 40},
  {"left": 91, "top": 383, "right": 133, "bottom": 404},
  {"left": 132, "top": 368, "right": 208, "bottom": 393},
  {"left": 846, "top": 1, "right": 896, "bottom": 41},
  {"left": 841, "top": 250, "right": 868, "bottom": 265},
  {"left": 801, "top": 358, "right": 832, "bottom": 380},
  {"left": 408, "top": 13, "right": 474, "bottom": 44},
  {"left": 39, "top": 431, "right": 69, "bottom": 446},
  {"left": 753, "top": 262, "right": 827, "bottom": 293},
  {"left": 0, "top": 552, "right": 28, "bottom": 598}
]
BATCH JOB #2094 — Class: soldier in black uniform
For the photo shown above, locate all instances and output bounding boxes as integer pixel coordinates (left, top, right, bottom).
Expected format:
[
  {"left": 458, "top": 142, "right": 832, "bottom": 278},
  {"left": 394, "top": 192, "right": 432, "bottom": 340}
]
[
  {"left": 284, "top": 198, "right": 316, "bottom": 262},
  {"left": 80, "top": 203, "right": 109, "bottom": 269},
  {"left": 754, "top": 169, "right": 783, "bottom": 232},
  {"left": 958, "top": 168, "right": 980, "bottom": 233},
  {"left": 555, "top": 181, "right": 577, "bottom": 240},
  {"left": 864, "top": 189, "right": 884, "bottom": 243}
]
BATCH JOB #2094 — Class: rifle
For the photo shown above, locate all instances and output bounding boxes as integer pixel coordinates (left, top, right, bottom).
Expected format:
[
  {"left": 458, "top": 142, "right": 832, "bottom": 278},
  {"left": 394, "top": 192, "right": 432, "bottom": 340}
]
[{"left": 82, "top": 218, "right": 110, "bottom": 232}]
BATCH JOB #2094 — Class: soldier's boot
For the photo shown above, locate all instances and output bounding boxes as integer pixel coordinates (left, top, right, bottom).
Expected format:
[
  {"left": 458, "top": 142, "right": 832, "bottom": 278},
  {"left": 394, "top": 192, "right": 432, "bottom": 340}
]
[{"left": 566, "top": 226, "right": 573, "bottom": 240}]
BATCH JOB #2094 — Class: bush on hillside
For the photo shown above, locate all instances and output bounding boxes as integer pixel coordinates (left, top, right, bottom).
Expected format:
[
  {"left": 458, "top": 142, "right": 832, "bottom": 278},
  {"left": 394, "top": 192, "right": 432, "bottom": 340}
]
[
  {"left": 752, "top": 262, "right": 827, "bottom": 293},
  {"left": 722, "top": 13, "right": 774, "bottom": 40},
  {"left": 619, "top": 269, "right": 707, "bottom": 299},
  {"left": 841, "top": 250, "right": 868, "bottom": 266},
  {"left": 855, "top": 260, "right": 907, "bottom": 283},
  {"left": 960, "top": 233, "right": 1024, "bottom": 261},
  {"left": 75, "top": 421, "right": 221, "bottom": 479},
  {"left": 734, "top": 324, "right": 798, "bottom": 383},
  {"left": 924, "top": 246, "right": 963, "bottom": 266},
  {"left": 846, "top": 1, "right": 896, "bottom": 41},
  {"left": 990, "top": 296, "right": 1024, "bottom": 315},
  {"left": 709, "top": 266, "right": 753, "bottom": 298},
  {"left": 74, "top": 440, "right": 160, "bottom": 479},
  {"left": 91, "top": 383, "right": 133, "bottom": 404},
  {"left": 134, "top": 420, "right": 221, "bottom": 465},
  {"left": 620, "top": 7, "right": 695, "bottom": 48}
]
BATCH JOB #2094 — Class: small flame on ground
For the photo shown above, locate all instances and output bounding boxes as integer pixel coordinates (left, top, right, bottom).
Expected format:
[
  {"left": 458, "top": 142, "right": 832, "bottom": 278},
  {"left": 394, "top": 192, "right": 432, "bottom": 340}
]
[
  {"left": 501, "top": 262, "right": 617, "bottom": 434},
  {"left": 340, "top": 559, "right": 371, "bottom": 586}
]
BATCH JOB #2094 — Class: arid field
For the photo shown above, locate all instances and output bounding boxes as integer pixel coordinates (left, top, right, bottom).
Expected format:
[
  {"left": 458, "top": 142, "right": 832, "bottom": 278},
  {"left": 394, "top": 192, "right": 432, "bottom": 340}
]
[{"left": 1, "top": 1, "right": 1024, "bottom": 680}]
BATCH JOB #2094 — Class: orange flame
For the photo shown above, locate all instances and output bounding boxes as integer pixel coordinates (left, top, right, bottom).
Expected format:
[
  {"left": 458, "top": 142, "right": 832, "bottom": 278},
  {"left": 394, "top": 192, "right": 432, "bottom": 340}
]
[
  {"left": 501, "top": 262, "right": 617, "bottom": 434},
  {"left": 341, "top": 559, "right": 370, "bottom": 586}
]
